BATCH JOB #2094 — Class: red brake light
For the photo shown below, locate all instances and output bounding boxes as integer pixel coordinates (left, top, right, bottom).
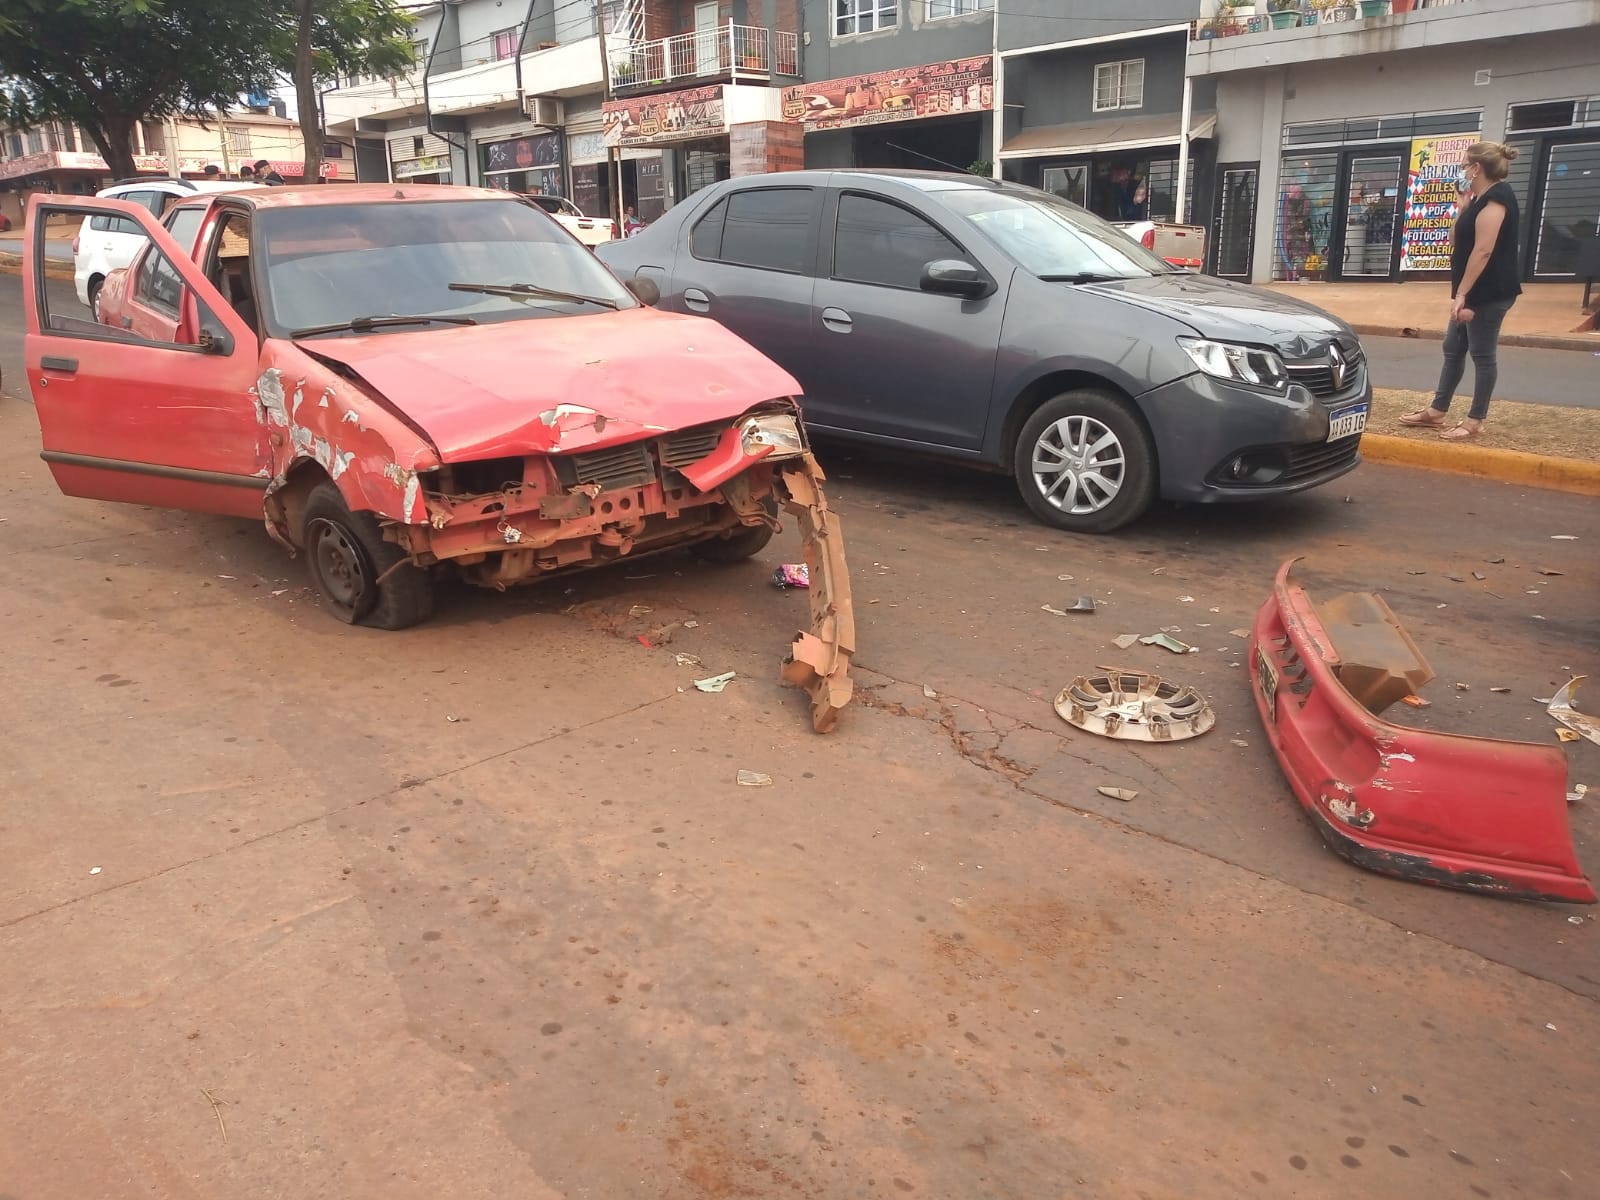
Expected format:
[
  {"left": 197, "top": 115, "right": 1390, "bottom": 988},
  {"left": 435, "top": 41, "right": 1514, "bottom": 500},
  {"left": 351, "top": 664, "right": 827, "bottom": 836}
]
[{"left": 1140, "top": 229, "right": 1156, "bottom": 249}]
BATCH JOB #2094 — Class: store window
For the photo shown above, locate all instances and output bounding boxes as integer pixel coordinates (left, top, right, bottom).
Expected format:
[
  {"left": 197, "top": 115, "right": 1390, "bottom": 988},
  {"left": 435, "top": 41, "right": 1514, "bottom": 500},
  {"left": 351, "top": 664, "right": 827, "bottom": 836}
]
[
  {"left": 1093, "top": 60, "right": 1145, "bottom": 113},
  {"left": 492, "top": 27, "right": 519, "bottom": 61},
  {"left": 929, "top": 0, "right": 992, "bottom": 17},
  {"left": 692, "top": 187, "right": 813, "bottom": 273},
  {"left": 1274, "top": 153, "right": 1339, "bottom": 281},
  {"left": 833, "top": 194, "right": 963, "bottom": 290},
  {"left": 1534, "top": 139, "right": 1600, "bottom": 276},
  {"left": 835, "top": 0, "right": 898, "bottom": 37},
  {"left": 1042, "top": 165, "right": 1087, "bottom": 209}
]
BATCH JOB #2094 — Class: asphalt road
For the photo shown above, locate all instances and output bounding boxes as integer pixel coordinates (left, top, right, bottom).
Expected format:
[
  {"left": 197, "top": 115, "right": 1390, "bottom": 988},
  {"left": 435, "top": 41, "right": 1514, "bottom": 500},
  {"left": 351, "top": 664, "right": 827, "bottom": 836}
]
[
  {"left": 1364, "top": 333, "right": 1600, "bottom": 409},
  {"left": 2, "top": 276, "right": 1598, "bottom": 1197},
  {"left": 0, "top": 234, "right": 73, "bottom": 262}
]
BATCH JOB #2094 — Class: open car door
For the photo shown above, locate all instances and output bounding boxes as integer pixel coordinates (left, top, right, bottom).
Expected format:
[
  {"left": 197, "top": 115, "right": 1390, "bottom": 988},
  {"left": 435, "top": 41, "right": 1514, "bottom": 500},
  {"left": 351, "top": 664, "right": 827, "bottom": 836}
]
[{"left": 23, "top": 194, "right": 267, "bottom": 519}]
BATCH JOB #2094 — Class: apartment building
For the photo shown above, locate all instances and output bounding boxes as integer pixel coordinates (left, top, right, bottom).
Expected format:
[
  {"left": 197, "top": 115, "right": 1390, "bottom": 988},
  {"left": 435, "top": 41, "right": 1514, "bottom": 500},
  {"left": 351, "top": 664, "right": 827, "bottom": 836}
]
[{"left": 1189, "top": 0, "right": 1600, "bottom": 284}]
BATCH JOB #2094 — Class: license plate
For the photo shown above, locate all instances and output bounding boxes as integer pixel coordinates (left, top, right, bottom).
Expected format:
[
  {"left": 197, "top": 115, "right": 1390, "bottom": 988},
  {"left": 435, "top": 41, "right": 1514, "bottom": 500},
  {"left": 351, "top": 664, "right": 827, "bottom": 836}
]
[
  {"left": 1327, "top": 403, "right": 1369, "bottom": 442},
  {"left": 1256, "top": 645, "right": 1279, "bottom": 721}
]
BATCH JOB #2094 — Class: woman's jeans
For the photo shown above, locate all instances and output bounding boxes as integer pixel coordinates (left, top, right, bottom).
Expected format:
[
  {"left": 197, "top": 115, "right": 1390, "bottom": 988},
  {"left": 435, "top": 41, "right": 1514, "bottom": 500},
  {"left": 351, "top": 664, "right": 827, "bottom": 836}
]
[{"left": 1432, "top": 299, "right": 1514, "bottom": 421}]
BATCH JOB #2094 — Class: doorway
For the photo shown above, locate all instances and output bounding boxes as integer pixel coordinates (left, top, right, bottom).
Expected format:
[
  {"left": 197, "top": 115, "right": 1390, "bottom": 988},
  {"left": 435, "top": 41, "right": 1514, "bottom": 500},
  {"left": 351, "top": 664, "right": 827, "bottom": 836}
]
[
  {"left": 1211, "top": 162, "right": 1258, "bottom": 280},
  {"left": 1329, "top": 148, "right": 1405, "bottom": 280},
  {"left": 694, "top": 2, "right": 720, "bottom": 77}
]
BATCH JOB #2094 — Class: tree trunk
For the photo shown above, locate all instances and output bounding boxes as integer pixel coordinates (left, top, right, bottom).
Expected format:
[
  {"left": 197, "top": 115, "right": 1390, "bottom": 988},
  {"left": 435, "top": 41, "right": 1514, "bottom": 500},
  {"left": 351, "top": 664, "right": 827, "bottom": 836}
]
[
  {"left": 87, "top": 120, "right": 139, "bottom": 180},
  {"left": 295, "top": 0, "right": 322, "bottom": 183}
]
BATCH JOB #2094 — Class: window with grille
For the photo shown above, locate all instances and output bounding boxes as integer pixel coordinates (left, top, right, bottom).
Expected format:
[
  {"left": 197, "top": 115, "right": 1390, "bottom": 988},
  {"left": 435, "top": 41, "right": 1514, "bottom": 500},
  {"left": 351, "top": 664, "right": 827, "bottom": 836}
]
[
  {"left": 1093, "top": 60, "right": 1145, "bottom": 113},
  {"left": 141, "top": 121, "right": 164, "bottom": 155},
  {"left": 226, "top": 125, "right": 251, "bottom": 155},
  {"left": 928, "top": 0, "right": 992, "bottom": 18},
  {"left": 492, "top": 27, "right": 519, "bottom": 61},
  {"left": 835, "top": 0, "right": 898, "bottom": 37}
]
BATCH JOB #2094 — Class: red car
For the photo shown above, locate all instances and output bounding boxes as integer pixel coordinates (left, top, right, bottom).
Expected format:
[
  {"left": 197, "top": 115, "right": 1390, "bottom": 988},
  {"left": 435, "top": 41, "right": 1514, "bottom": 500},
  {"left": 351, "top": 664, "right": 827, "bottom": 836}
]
[{"left": 22, "top": 186, "right": 855, "bottom": 730}]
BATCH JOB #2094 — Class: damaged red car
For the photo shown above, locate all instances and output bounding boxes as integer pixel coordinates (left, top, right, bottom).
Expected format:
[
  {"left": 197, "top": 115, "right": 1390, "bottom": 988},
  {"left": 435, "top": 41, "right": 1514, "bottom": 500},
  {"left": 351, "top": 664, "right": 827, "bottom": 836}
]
[{"left": 21, "top": 187, "right": 853, "bottom": 730}]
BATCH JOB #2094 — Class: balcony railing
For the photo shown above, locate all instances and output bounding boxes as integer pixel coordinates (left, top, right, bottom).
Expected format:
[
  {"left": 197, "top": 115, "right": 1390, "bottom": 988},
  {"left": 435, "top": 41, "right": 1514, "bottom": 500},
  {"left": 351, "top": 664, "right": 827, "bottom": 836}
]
[
  {"left": 610, "top": 24, "right": 799, "bottom": 91},
  {"left": 1194, "top": 0, "right": 1470, "bottom": 40}
]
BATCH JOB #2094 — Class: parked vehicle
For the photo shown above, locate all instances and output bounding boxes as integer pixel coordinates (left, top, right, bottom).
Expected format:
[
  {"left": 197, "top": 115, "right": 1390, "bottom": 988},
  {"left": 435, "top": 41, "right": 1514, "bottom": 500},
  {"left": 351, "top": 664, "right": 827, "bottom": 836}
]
[
  {"left": 598, "top": 170, "right": 1369, "bottom": 533},
  {"left": 73, "top": 176, "right": 258, "bottom": 319},
  {"left": 524, "top": 193, "right": 617, "bottom": 247},
  {"left": 1114, "top": 219, "right": 1207, "bottom": 269},
  {"left": 23, "top": 185, "right": 856, "bottom": 727}
]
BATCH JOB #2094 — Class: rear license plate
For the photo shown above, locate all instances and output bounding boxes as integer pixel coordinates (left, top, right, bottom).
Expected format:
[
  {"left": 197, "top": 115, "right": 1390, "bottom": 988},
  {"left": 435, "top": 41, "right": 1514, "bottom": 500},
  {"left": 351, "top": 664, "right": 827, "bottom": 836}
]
[
  {"left": 1327, "top": 403, "right": 1369, "bottom": 442},
  {"left": 1256, "top": 645, "right": 1279, "bottom": 721}
]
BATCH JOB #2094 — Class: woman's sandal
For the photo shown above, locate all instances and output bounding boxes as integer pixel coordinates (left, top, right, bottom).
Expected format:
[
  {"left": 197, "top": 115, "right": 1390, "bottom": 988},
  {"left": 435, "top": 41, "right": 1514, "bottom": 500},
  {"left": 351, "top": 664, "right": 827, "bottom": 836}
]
[
  {"left": 1399, "top": 408, "right": 1447, "bottom": 428},
  {"left": 1440, "top": 422, "right": 1485, "bottom": 442}
]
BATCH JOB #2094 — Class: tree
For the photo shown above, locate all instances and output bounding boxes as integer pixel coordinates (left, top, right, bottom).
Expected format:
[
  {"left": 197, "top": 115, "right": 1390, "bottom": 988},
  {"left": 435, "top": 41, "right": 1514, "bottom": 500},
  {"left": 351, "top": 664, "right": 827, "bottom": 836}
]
[
  {"left": 0, "top": 0, "right": 282, "bottom": 179},
  {"left": 281, "top": 0, "right": 415, "bottom": 183}
]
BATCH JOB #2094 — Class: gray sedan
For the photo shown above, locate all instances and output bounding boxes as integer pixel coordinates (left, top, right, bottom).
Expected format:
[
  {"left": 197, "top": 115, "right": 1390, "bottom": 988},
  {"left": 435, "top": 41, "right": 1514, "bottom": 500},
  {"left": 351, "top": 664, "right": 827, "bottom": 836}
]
[{"left": 598, "top": 170, "right": 1368, "bottom": 533}]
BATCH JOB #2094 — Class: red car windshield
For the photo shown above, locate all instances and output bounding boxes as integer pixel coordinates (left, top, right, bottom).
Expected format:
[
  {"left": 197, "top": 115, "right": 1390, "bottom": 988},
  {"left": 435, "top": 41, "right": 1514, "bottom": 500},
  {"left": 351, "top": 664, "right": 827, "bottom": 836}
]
[{"left": 258, "top": 198, "right": 634, "bottom": 335}]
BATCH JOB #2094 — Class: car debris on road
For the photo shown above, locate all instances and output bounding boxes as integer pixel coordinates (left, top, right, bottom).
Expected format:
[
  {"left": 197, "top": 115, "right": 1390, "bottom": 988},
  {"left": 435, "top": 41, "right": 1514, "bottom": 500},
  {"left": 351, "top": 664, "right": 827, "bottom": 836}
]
[
  {"left": 1249, "top": 558, "right": 1594, "bottom": 904},
  {"left": 1055, "top": 671, "right": 1215, "bottom": 742}
]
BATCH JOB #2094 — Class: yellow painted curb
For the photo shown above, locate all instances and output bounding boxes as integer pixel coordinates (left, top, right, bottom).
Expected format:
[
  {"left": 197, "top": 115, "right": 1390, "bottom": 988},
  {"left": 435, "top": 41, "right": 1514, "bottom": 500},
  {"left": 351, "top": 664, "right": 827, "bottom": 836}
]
[
  {"left": 0, "top": 252, "right": 74, "bottom": 281},
  {"left": 1363, "top": 433, "right": 1600, "bottom": 497}
]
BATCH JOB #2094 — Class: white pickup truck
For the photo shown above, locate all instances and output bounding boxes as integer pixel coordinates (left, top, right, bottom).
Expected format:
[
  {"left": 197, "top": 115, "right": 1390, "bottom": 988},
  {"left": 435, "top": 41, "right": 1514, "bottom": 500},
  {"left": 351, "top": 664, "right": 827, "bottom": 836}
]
[
  {"left": 1115, "top": 220, "right": 1207, "bottom": 270},
  {"left": 526, "top": 194, "right": 617, "bottom": 249}
]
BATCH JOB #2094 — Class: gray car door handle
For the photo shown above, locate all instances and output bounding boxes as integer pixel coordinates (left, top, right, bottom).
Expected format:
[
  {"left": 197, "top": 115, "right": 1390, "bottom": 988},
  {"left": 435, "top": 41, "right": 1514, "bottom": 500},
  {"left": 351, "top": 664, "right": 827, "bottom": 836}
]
[
  {"left": 684, "top": 288, "right": 711, "bottom": 312},
  {"left": 821, "top": 307, "right": 853, "bottom": 333}
]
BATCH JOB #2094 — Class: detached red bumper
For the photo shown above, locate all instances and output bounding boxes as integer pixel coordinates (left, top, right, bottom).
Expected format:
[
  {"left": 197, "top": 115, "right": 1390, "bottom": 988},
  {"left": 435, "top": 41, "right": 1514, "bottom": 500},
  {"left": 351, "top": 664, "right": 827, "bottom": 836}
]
[{"left": 1250, "top": 559, "right": 1594, "bottom": 904}]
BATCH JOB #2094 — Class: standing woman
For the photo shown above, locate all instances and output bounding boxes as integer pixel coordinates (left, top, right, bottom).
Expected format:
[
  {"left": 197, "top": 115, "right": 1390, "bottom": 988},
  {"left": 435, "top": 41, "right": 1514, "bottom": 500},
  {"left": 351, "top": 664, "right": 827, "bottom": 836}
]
[{"left": 1399, "top": 142, "right": 1522, "bottom": 441}]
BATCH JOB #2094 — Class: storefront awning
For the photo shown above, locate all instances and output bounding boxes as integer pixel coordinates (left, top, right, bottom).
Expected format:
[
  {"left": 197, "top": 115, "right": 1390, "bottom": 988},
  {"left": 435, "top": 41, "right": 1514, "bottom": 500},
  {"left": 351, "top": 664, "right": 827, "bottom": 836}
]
[{"left": 999, "top": 112, "right": 1216, "bottom": 161}]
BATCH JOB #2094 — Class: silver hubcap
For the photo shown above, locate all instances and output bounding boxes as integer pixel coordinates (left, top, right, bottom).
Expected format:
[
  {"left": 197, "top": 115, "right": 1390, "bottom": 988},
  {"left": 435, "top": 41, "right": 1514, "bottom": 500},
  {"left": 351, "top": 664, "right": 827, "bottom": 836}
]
[{"left": 1032, "top": 416, "right": 1126, "bottom": 515}]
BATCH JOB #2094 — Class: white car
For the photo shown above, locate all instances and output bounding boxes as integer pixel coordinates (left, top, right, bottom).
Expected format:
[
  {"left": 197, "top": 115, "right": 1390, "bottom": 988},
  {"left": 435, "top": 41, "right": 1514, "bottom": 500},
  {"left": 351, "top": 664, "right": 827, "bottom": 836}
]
[
  {"left": 74, "top": 177, "right": 259, "bottom": 316},
  {"left": 525, "top": 194, "right": 617, "bottom": 248}
]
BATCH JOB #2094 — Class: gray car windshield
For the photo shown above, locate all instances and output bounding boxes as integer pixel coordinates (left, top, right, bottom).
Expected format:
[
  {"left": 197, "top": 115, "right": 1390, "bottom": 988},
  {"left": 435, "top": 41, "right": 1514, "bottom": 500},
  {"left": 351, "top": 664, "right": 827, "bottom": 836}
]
[
  {"left": 941, "top": 189, "right": 1171, "bottom": 280},
  {"left": 260, "top": 199, "right": 634, "bottom": 335}
]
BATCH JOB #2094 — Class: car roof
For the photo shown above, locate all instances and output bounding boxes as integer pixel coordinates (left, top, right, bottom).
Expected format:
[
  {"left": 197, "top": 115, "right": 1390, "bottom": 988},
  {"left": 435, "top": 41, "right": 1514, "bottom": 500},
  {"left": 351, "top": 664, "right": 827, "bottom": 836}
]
[
  {"left": 210, "top": 183, "right": 521, "bottom": 210},
  {"left": 100, "top": 179, "right": 262, "bottom": 196}
]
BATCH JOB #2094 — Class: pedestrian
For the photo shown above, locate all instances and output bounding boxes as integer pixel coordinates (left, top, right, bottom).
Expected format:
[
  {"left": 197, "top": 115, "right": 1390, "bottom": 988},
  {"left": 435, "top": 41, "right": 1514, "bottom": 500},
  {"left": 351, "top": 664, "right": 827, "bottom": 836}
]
[
  {"left": 1399, "top": 141, "right": 1522, "bottom": 442},
  {"left": 238, "top": 164, "right": 256, "bottom": 181},
  {"left": 622, "top": 205, "right": 644, "bottom": 238},
  {"left": 202, "top": 164, "right": 221, "bottom": 178},
  {"left": 253, "top": 159, "right": 286, "bottom": 186}
]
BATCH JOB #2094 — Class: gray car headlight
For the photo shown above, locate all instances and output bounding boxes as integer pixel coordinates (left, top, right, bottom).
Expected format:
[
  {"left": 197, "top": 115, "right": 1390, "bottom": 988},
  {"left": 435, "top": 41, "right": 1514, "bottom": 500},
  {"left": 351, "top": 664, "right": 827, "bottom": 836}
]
[
  {"left": 740, "top": 413, "right": 805, "bottom": 459},
  {"left": 1178, "top": 337, "right": 1288, "bottom": 391}
]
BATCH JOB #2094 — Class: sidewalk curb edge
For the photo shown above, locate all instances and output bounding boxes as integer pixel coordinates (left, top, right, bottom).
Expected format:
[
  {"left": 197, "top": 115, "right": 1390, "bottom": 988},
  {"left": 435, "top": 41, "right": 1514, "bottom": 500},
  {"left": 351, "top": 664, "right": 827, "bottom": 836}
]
[{"left": 1362, "top": 433, "right": 1600, "bottom": 496}]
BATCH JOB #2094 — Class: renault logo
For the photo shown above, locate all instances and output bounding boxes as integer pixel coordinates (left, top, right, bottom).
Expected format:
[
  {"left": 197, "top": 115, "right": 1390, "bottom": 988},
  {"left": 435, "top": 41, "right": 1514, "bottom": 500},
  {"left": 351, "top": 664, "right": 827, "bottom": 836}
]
[{"left": 1328, "top": 343, "right": 1348, "bottom": 391}]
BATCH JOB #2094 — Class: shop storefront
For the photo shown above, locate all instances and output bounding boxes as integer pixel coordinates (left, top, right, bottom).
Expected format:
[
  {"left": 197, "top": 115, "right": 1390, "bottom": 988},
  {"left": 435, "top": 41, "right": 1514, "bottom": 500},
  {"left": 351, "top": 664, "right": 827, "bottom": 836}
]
[
  {"left": 1500, "top": 95, "right": 1600, "bottom": 281},
  {"left": 569, "top": 115, "right": 667, "bottom": 223},
  {"left": 479, "top": 130, "right": 563, "bottom": 197},
  {"left": 785, "top": 56, "right": 994, "bottom": 174},
  {"left": 603, "top": 84, "right": 729, "bottom": 211},
  {"left": 388, "top": 130, "right": 455, "bottom": 184}
]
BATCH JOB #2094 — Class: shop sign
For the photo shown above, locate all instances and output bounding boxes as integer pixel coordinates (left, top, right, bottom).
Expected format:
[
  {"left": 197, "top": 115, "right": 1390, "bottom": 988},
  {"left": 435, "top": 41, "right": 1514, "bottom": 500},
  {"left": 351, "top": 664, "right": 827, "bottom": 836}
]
[
  {"left": 1400, "top": 134, "right": 1473, "bottom": 271},
  {"left": 602, "top": 85, "right": 725, "bottom": 148},
  {"left": 483, "top": 132, "right": 561, "bottom": 174},
  {"left": 780, "top": 56, "right": 994, "bottom": 132},
  {"left": 394, "top": 155, "right": 448, "bottom": 179}
]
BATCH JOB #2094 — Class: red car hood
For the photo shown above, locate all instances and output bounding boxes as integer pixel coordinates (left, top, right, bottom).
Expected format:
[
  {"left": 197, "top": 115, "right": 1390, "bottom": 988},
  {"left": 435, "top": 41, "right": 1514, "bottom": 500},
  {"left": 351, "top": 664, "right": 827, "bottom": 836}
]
[{"left": 297, "top": 308, "right": 801, "bottom": 461}]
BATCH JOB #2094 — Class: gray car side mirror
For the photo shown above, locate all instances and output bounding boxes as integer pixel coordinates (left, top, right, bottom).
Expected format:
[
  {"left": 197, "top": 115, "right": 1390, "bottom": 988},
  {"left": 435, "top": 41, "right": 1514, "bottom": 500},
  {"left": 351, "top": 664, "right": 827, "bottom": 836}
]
[
  {"left": 921, "top": 259, "right": 993, "bottom": 300},
  {"left": 626, "top": 276, "right": 661, "bottom": 306}
]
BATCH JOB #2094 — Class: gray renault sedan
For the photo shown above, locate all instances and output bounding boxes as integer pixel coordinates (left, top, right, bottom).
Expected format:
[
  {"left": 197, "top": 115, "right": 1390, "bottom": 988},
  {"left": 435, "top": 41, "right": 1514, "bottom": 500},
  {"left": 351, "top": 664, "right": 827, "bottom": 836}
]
[{"left": 598, "top": 170, "right": 1368, "bottom": 533}]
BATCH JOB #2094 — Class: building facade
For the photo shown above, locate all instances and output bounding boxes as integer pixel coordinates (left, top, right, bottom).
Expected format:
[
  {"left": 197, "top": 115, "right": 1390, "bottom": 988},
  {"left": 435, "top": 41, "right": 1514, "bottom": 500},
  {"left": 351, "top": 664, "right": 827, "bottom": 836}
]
[
  {"left": 0, "top": 109, "right": 345, "bottom": 227},
  {"left": 1189, "top": 0, "right": 1600, "bottom": 284}
]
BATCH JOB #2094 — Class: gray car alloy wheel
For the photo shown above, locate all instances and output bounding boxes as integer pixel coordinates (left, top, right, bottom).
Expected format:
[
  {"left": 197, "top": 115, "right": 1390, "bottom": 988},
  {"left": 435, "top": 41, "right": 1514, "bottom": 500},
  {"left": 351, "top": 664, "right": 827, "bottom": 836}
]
[{"left": 1031, "top": 414, "right": 1127, "bottom": 516}]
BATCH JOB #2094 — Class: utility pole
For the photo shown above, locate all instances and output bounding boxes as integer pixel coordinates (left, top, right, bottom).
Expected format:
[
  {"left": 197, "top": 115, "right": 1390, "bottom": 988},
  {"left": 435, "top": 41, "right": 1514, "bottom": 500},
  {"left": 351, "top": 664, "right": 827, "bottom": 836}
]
[
  {"left": 219, "top": 124, "right": 234, "bottom": 177},
  {"left": 595, "top": 1, "right": 624, "bottom": 231},
  {"left": 989, "top": 0, "right": 1002, "bottom": 180}
]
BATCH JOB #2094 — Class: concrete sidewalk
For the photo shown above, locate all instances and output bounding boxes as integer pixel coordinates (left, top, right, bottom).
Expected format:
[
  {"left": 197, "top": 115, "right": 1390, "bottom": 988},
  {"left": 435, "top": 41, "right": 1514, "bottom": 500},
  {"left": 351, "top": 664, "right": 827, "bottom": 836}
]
[{"left": 1264, "top": 281, "right": 1597, "bottom": 348}]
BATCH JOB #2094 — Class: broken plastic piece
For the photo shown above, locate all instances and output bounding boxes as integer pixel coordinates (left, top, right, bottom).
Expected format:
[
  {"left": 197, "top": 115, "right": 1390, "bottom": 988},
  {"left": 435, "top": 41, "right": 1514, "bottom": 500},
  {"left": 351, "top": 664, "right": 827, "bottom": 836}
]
[
  {"left": 1139, "top": 633, "right": 1194, "bottom": 655},
  {"left": 1548, "top": 677, "right": 1600, "bottom": 747},
  {"left": 736, "top": 770, "right": 773, "bottom": 787},
  {"left": 775, "top": 455, "right": 854, "bottom": 734},
  {"left": 772, "top": 563, "right": 810, "bottom": 589},
  {"left": 1455, "top": 683, "right": 1471, "bottom": 692},
  {"left": 922, "top": 684, "right": 938, "bottom": 700},
  {"left": 628, "top": 604, "right": 653, "bottom": 618},
  {"left": 1096, "top": 786, "right": 1139, "bottom": 802},
  {"left": 1401, "top": 695, "right": 1430, "bottom": 709},
  {"left": 1250, "top": 558, "right": 1595, "bottom": 904},
  {"left": 1042, "top": 597, "right": 1095, "bottom": 616},
  {"left": 1472, "top": 572, "right": 1486, "bottom": 581},
  {"left": 1490, "top": 687, "right": 1510, "bottom": 694},
  {"left": 1054, "top": 671, "right": 1215, "bottom": 742},
  {"left": 674, "top": 653, "right": 702, "bottom": 668},
  {"left": 693, "top": 672, "right": 736, "bottom": 693},
  {"left": 1112, "top": 633, "right": 1140, "bottom": 650},
  {"left": 1556, "top": 728, "right": 1582, "bottom": 744}
]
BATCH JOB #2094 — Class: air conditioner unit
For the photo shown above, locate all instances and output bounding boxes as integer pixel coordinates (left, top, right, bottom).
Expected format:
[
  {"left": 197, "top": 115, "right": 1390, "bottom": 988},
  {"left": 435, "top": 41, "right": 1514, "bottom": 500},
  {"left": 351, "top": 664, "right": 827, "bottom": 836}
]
[{"left": 522, "top": 94, "right": 565, "bottom": 127}]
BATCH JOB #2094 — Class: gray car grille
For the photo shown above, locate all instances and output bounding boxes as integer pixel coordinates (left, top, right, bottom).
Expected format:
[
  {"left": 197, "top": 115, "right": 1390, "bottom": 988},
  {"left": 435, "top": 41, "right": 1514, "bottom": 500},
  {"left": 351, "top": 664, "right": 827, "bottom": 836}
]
[
  {"left": 566, "top": 441, "right": 655, "bottom": 491},
  {"left": 1286, "top": 344, "right": 1366, "bottom": 401},
  {"left": 659, "top": 423, "right": 727, "bottom": 469}
]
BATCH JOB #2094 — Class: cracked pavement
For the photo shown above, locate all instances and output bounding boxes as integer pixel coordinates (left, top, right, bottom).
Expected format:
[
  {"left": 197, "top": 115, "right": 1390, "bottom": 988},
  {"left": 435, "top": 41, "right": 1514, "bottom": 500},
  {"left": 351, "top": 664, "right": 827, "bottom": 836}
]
[{"left": 3, "top": 290, "right": 1599, "bottom": 1196}]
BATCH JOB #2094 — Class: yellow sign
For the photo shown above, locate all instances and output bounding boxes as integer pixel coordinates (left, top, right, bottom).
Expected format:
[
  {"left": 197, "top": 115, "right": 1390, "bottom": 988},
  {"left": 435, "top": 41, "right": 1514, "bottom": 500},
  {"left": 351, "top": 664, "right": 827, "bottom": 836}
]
[{"left": 1400, "top": 134, "right": 1474, "bottom": 272}]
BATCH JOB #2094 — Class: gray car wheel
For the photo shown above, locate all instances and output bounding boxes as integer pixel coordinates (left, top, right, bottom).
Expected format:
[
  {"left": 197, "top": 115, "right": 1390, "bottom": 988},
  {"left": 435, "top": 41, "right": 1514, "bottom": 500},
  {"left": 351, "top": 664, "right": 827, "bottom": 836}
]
[{"left": 1013, "top": 389, "right": 1156, "bottom": 533}]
